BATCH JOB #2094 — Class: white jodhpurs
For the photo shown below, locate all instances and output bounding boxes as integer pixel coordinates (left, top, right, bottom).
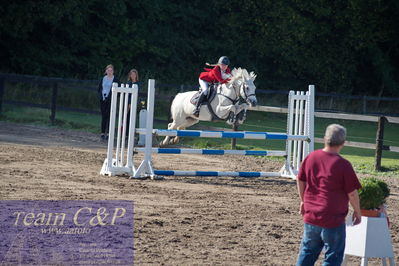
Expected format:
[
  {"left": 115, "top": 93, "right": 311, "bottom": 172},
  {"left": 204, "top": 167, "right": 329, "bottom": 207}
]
[{"left": 199, "top": 78, "right": 209, "bottom": 96}]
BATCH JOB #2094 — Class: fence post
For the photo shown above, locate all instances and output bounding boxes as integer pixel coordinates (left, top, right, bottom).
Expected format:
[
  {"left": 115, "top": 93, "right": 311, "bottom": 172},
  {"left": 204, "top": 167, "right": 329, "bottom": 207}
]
[
  {"left": 328, "top": 97, "right": 334, "bottom": 110},
  {"left": 362, "top": 96, "right": 367, "bottom": 114},
  {"left": 231, "top": 122, "right": 238, "bottom": 149},
  {"left": 49, "top": 82, "right": 58, "bottom": 124},
  {"left": 0, "top": 77, "right": 4, "bottom": 115},
  {"left": 374, "top": 116, "right": 387, "bottom": 171}
]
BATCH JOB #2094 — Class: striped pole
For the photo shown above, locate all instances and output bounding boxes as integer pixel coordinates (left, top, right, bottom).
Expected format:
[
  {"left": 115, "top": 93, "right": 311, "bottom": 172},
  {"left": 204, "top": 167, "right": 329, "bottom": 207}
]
[
  {"left": 135, "top": 128, "right": 309, "bottom": 141},
  {"left": 134, "top": 148, "right": 286, "bottom": 156},
  {"left": 154, "top": 170, "right": 282, "bottom": 178}
]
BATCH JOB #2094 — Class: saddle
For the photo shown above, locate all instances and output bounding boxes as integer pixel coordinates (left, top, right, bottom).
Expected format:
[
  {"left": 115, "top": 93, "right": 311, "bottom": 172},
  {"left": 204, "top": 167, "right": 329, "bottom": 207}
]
[
  {"left": 190, "top": 84, "right": 217, "bottom": 106},
  {"left": 190, "top": 84, "right": 230, "bottom": 121}
]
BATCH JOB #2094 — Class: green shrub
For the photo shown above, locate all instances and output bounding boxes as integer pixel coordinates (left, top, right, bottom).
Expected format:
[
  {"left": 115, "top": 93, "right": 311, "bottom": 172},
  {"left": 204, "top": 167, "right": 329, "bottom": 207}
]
[
  {"left": 359, "top": 178, "right": 389, "bottom": 210},
  {"left": 375, "top": 179, "right": 390, "bottom": 201}
]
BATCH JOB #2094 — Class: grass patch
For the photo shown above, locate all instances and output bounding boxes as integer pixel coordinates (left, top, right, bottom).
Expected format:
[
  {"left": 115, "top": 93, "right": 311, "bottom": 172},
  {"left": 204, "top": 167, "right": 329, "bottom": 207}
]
[
  {"left": 1, "top": 103, "right": 398, "bottom": 178},
  {"left": 1, "top": 104, "right": 100, "bottom": 133}
]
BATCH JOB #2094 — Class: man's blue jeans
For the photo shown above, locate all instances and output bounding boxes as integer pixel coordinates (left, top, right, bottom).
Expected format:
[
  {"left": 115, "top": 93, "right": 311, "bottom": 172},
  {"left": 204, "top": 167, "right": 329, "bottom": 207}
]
[{"left": 296, "top": 222, "right": 346, "bottom": 266}]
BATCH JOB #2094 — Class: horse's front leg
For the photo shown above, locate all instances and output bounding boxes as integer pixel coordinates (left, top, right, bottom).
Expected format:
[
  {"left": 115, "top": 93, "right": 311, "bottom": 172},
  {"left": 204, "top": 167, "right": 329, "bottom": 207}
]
[
  {"left": 235, "top": 103, "right": 248, "bottom": 114},
  {"left": 217, "top": 104, "right": 249, "bottom": 125},
  {"left": 215, "top": 104, "right": 237, "bottom": 125},
  {"left": 234, "top": 103, "right": 249, "bottom": 125},
  {"left": 216, "top": 104, "right": 236, "bottom": 118},
  {"left": 236, "top": 109, "right": 247, "bottom": 124}
]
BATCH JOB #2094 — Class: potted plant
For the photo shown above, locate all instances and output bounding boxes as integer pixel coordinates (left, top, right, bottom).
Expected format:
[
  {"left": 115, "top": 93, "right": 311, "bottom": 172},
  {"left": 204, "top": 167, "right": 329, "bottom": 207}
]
[{"left": 358, "top": 177, "right": 390, "bottom": 217}]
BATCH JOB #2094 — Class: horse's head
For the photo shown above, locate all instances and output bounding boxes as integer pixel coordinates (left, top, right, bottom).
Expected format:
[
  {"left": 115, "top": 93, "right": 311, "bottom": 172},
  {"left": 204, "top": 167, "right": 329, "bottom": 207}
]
[{"left": 230, "top": 68, "right": 257, "bottom": 107}]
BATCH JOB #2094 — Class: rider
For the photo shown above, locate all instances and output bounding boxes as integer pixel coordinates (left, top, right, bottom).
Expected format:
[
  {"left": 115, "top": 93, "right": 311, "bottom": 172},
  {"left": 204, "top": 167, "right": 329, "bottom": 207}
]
[{"left": 193, "top": 56, "right": 232, "bottom": 117}]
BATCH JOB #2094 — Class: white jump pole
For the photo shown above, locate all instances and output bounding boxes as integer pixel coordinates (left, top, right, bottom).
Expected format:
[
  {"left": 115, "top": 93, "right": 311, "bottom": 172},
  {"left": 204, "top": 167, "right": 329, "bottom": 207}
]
[
  {"left": 133, "top": 79, "right": 156, "bottom": 179},
  {"left": 127, "top": 84, "right": 139, "bottom": 169},
  {"left": 307, "top": 85, "right": 315, "bottom": 154},
  {"left": 283, "top": 90, "right": 295, "bottom": 177},
  {"left": 105, "top": 82, "right": 119, "bottom": 173},
  {"left": 115, "top": 85, "right": 125, "bottom": 165}
]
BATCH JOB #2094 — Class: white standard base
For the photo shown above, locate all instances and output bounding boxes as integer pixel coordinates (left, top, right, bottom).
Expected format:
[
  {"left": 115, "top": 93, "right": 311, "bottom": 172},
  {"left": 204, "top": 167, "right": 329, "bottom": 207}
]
[
  {"left": 278, "top": 165, "right": 297, "bottom": 180},
  {"left": 100, "top": 159, "right": 133, "bottom": 177},
  {"left": 342, "top": 216, "right": 395, "bottom": 266}
]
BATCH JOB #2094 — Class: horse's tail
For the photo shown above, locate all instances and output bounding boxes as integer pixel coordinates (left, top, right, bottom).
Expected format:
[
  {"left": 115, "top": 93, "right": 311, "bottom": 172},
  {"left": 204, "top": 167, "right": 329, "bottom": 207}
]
[{"left": 167, "top": 95, "right": 174, "bottom": 122}]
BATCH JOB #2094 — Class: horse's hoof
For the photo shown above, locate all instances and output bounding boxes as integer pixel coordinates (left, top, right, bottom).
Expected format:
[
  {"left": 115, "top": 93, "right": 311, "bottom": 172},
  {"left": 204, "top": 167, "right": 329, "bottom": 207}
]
[{"left": 227, "top": 118, "right": 236, "bottom": 125}]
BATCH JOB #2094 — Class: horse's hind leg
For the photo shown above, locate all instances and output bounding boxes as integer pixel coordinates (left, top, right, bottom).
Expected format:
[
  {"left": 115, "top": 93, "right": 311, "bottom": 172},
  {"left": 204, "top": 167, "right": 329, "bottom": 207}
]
[
  {"left": 160, "top": 121, "right": 177, "bottom": 147},
  {"left": 170, "top": 117, "right": 199, "bottom": 145}
]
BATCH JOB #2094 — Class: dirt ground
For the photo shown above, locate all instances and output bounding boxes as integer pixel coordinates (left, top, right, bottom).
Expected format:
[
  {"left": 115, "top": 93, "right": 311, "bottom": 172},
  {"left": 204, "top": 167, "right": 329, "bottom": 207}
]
[{"left": 0, "top": 121, "right": 398, "bottom": 265}]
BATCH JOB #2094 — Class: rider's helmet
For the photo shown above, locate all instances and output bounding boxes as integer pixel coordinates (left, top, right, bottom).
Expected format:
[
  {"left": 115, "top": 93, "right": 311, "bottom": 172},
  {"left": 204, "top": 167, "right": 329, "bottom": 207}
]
[{"left": 218, "top": 56, "right": 230, "bottom": 66}]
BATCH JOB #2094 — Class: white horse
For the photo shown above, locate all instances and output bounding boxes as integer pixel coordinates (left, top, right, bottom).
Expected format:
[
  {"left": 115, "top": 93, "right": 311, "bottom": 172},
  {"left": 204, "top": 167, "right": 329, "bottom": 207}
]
[{"left": 160, "top": 68, "right": 257, "bottom": 146}]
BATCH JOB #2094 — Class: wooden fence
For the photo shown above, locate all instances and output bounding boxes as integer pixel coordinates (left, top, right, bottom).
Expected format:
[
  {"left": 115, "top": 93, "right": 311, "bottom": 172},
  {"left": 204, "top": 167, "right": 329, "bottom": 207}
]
[
  {"left": 0, "top": 73, "right": 99, "bottom": 124},
  {"left": 0, "top": 72, "right": 398, "bottom": 170},
  {"left": 249, "top": 106, "right": 399, "bottom": 170}
]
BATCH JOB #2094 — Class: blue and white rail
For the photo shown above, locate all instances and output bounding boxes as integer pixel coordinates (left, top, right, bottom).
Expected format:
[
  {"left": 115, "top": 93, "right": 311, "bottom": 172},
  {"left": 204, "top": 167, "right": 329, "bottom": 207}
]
[
  {"left": 134, "top": 148, "right": 286, "bottom": 156},
  {"left": 154, "top": 170, "right": 281, "bottom": 178},
  {"left": 100, "top": 79, "right": 315, "bottom": 180},
  {"left": 135, "top": 128, "right": 308, "bottom": 141}
]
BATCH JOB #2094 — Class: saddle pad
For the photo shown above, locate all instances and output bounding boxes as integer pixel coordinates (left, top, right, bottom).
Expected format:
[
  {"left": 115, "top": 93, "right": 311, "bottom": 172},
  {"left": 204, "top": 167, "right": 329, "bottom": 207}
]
[
  {"left": 189, "top": 85, "right": 217, "bottom": 105},
  {"left": 190, "top": 91, "right": 201, "bottom": 105}
]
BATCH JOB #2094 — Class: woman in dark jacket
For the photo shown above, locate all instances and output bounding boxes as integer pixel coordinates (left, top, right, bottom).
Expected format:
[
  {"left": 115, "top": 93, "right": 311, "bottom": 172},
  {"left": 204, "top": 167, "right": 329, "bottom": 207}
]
[
  {"left": 98, "top": 64, "right": 119, "bottom": 140},
  {"left": 125, "top": 68, "right": 140, "bottom": 136},
  {"left": 127, "top": 68, "right": 139, "bottom": 87}
]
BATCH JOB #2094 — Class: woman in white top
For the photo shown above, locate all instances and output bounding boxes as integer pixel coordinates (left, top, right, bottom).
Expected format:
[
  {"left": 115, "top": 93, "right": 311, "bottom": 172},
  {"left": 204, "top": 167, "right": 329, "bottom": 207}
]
[{"left": 97, "top": 64, "right": 119, "bottom": 141}]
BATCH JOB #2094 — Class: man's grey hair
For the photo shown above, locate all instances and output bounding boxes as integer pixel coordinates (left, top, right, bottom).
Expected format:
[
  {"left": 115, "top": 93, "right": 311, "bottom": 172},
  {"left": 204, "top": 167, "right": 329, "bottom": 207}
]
[{"left": 324, "top": 124, "right": 346, "bottom": 146}]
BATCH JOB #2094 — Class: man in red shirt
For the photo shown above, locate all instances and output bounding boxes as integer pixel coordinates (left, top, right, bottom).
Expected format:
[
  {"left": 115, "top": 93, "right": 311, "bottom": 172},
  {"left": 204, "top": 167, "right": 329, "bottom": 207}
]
[{"left": 296, "top": 124, "right": 362, "bottom": 266}]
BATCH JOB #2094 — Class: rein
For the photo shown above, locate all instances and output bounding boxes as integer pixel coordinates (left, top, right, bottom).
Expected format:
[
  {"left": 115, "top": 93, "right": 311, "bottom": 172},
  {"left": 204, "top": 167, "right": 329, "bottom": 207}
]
[
  {"left": 205, "top": 75, "right": 255, "bottom": 121},
  {"left": 216, "top": 82, "right": 242, "bottom": 104}
]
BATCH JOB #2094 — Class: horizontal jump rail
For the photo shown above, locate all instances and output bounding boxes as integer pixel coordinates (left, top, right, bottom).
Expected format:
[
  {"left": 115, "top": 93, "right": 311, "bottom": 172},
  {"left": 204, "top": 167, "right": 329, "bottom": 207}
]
[
  {"left": 135, "top": 128, "right": 309, "bottom": 141},
  {"left": 134, "top": 148, "right": 287, "bottom": 156},
  {"left": 153, "top": 170, "right": 282, "bottom": 178}
]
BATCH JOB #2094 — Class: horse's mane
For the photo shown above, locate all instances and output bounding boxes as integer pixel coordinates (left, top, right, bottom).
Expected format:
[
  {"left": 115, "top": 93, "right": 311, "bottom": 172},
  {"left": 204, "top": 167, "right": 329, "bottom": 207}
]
[{"left": 230, "top": 67, "right": 257, "bottom": 82}]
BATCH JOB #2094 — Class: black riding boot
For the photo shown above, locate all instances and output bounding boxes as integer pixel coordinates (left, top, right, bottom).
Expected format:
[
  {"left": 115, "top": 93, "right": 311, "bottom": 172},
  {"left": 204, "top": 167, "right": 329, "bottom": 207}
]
[{"left": 193, "top": 93, "right": 206, "bottom": 117}]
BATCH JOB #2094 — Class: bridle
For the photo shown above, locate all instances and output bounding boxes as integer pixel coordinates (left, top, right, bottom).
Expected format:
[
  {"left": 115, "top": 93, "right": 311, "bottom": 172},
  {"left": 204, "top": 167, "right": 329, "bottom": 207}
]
[
  {"left": 217, "top": 79, "right": 255, "bottom": 104},
  {"left": 241, "top": 81, "right": 256, "bottom": 101},
  {"left": 216, "top": 82, "right": 239, "bottom": 104}
]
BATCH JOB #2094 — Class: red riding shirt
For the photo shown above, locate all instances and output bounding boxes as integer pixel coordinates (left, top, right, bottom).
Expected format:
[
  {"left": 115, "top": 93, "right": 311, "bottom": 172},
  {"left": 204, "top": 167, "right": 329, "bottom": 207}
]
[{"left": 199, "top": 65, "right": 231, "bottom": 84}]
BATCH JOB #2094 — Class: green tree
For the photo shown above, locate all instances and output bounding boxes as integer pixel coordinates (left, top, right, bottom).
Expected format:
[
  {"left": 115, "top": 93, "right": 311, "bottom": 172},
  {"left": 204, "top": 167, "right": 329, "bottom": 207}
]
[{"left": 0, "top": 0, "right": 398, "bottom": 96}]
